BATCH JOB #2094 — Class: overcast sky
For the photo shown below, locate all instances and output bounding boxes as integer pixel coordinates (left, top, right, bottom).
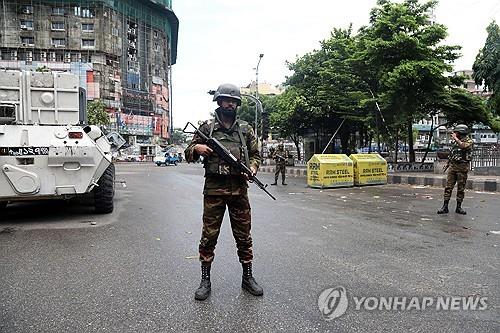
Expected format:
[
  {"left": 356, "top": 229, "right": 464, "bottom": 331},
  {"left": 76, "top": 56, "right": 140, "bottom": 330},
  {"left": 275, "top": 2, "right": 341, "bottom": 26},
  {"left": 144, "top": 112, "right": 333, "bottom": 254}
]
[{"left": 171, "top": 0, "right": 500, "bottom": 128}]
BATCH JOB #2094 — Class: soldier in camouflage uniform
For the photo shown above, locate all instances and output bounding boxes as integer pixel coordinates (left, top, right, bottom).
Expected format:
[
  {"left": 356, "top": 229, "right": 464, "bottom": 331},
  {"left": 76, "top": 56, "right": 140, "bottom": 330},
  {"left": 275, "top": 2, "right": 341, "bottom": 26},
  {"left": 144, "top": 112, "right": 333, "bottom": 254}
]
[
  {"left": 271, "top": 143, "right": 288, "bottom": 185},
  {"left": 184, "top": 83, "right": 264, "bottom": 301},
  {"left": 437, "top": 124, "right": 474, "bottom": 215}
]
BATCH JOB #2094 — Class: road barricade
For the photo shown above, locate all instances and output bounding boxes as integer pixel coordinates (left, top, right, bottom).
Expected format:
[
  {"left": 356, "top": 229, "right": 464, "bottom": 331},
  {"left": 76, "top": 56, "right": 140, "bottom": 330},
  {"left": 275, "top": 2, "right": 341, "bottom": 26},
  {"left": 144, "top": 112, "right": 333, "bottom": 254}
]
[
  {"left": 307, "top": 154, "right": 354, "bottom": 188},
  {"left": 350, "top": 153, "right": 388, "bottom": 185}
]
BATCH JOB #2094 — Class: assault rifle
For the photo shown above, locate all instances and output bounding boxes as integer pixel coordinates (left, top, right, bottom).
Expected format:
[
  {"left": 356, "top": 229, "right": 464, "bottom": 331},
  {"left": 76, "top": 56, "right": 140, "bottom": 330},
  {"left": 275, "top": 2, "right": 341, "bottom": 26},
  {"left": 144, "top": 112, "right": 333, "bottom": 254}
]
[
  {"left": 183, "top": 122, "right": 276, "bottom": 200},
  {"left": 274, "top": 154, "right": 286, "bottom": 162}
]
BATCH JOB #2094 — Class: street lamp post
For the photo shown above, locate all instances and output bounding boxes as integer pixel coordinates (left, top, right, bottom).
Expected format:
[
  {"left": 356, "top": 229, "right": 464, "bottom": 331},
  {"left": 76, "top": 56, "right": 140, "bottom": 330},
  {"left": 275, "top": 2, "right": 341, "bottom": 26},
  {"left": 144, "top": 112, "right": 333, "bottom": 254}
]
[{"left": 254, "top": 54, "right": 264, "bottom": 135}]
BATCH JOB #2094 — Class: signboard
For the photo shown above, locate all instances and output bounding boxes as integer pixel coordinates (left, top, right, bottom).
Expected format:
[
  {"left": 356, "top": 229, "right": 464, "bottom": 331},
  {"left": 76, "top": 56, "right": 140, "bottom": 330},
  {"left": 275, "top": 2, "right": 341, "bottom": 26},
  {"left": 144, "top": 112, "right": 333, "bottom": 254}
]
[
  {"left": 350, "top": 154, "right": 387, "bottom": 185},
  {"left": 110, "top": 112, "right": 154, "bottom": 136},
  {"left": 307, "top": 154, "right": 354, "bottom": 188}
]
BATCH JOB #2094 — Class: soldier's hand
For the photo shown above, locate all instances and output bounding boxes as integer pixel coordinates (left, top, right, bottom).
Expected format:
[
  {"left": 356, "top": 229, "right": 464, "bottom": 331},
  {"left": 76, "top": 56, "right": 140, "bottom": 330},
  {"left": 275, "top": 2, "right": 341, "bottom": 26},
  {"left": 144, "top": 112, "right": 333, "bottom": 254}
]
[
  {"left": 451, "top": 132, "right": 458, "bottom": 141},
  {"left": 242, "top": 166, "right": 257, "bottom": 182},
  {"left": 194, "top": 144, "right": 213, "bottom": 157}
]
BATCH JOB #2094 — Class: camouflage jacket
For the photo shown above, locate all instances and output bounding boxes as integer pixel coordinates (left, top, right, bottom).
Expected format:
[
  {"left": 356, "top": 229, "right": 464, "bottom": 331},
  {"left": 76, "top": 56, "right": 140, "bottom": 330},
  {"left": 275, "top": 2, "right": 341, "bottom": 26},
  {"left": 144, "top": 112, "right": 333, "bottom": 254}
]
[
  {"left": 449, "top": 136, "right": 474, "bottom": 164},
  {"left": 184, "top": 110, "right": 261, "bottom": 195},
  {"left": 273, "top": 148, "right": 288, "bottom": 166}
]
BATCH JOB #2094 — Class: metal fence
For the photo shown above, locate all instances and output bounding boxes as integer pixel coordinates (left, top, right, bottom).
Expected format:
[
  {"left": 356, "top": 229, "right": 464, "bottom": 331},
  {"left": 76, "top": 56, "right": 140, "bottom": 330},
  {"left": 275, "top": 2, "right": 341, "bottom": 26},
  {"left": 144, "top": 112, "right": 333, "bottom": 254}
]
[{"left": 472, "top": 146, "right": 500, "bottom": 168}]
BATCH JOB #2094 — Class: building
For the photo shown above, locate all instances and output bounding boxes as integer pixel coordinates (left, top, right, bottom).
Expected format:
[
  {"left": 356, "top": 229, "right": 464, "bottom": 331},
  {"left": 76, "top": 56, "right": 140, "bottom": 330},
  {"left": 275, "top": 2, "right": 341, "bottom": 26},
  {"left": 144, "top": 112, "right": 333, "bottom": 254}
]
[
  {"left": 0, "top": 0, "right": 178, "bottom": 156},
  {"left": 241, "top": 81, "right": 284, "bottom": 96}
]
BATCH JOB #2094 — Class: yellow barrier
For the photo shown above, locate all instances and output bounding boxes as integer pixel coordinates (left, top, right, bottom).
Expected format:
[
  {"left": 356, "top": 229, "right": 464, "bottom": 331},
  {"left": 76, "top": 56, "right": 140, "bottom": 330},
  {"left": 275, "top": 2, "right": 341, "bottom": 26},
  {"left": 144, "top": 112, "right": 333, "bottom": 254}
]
[
  {"left": 350, "top": 153, "right": 387, "bottom": 185},
  {"left": 307, "top": 154, "right": 354, "bottom": 188}
]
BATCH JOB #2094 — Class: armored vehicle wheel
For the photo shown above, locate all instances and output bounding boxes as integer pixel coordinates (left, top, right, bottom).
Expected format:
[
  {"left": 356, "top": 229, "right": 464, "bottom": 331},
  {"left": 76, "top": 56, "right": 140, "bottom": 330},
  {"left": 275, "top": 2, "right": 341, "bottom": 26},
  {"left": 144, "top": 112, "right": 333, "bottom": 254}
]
[{"left": 94, "top": 164, "right": 115, "bottom": 214}]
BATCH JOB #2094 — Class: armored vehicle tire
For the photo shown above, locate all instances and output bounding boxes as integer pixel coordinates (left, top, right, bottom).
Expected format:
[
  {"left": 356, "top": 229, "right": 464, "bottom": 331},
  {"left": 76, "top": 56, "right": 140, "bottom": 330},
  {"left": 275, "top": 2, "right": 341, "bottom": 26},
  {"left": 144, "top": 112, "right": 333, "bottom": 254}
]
[{"left": 94, "top": 164, "right": 115, "bottom": 214}]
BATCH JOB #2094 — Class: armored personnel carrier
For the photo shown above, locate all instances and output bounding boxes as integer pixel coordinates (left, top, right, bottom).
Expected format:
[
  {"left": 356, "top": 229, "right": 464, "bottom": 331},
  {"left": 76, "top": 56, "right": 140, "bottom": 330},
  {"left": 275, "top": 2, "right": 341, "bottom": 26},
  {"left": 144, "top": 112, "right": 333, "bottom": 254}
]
[{"left": 0, "top": 70, "right": 122, "bottom": 213}]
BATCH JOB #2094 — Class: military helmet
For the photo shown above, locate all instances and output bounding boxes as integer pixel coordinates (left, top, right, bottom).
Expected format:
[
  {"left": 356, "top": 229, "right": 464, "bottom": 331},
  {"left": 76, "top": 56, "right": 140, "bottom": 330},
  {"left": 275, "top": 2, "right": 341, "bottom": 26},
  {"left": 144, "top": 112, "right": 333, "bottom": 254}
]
[
  {"left": 278, "top": 143, "right": 284, "bottom": 149},
  {"left": 453, "top": 124, "right": 469, "bottom": 134},
  {"left": 212, "top": 83, "right": 242, "bottom": 106}
]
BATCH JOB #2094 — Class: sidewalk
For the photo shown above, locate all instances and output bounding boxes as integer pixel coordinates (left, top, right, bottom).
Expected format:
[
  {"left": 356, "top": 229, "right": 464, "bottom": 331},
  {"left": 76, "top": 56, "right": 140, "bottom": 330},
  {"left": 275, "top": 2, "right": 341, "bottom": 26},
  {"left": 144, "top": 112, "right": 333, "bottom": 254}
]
[{"left": 259, "top": 166, "right": 500, "bottom": 193}]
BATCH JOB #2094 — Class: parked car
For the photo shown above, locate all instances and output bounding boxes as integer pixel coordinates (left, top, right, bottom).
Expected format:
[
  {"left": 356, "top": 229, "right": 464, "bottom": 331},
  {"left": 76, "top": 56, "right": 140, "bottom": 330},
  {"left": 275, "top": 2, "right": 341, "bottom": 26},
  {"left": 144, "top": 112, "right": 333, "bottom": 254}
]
[{"left": 154, "top": 153, "right": 179, "bottom": 166}]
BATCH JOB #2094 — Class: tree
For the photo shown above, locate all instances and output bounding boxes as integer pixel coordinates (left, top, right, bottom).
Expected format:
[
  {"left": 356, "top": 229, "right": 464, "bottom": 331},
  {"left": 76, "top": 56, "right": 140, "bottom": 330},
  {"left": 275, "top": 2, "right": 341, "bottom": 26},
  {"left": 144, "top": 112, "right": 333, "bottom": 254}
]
[
  {"left": 286, "top": 27, "right": 371, "bottom": 153},
  {"left": 238, "top": 94, "right": 277, "bottom": 137},
  {"left": 169, "top": 127, "right": 188, "bottom": 145},
  {"left": 473, "top": 20, "right": 500, "bottom": 116},
  {"left": 357, "top": 0, "right": 461, "bottom": 162},
  {"left": 439, "top": 88, "right": 500, "bottom": 132},
  {"left": 87, "top": 99, "right": 110, "bottom": 126},
  {"left": 271, "top": 87, "right": 310, "bottom": 159}
]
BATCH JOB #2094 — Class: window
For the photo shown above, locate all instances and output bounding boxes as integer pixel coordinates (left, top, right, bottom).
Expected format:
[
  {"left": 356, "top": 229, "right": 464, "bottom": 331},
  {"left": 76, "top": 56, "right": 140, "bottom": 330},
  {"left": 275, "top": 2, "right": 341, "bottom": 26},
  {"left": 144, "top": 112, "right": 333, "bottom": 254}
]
[
  {"left": 21, "top": 36, "right": 35, "bottom": 45},
  {"left": 153, "top": 30, "right": 158, "bottom": 38},
  {"left": 20, "top": 20, "right": 34, "bottom": 30},
  {"left": 82, "top": 39, "right": 95, "bottom": 48},
  {"left": 73, "top": 6, "right": 81, "bottom": 16},
  {"left": 112, "top": 27, "right": 119, "bottom": 36},
  {"left": 154, "top": 43, "right": 160, "bottom": 51},
  {"left": 82, "top": 23, "right": 94, "bottom": 32},
  {"left": 51, "top": 38, "right": 66, "bottom": 47},
  {"left": 20, "top": 5, "right": 33, "bottom": 14},
  {"left": 81, "top": 8, "right": 95, "bottom": 18},
  {"left": 51, "top": 22, "right": 65, "bottom": 31},
  {"left": 52, "top": 7, "right": 65, "bottom": 15},
  {"left": 81, "top": 54, "right": 92, "bottom": 63}
]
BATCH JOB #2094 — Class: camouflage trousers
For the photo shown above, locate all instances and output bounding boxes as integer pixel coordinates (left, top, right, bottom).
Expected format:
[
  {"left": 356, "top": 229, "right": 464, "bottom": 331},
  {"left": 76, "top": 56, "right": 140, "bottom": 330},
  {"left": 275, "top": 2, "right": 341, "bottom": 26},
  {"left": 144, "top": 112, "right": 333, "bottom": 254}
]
[
  {"left": 275, "top": 164, "right": 286, "bottom": 183},
  {"left": 444, "top": 162, "right": 469, "bottom": 202},
  {"left": 199, "top": 193, "right": 253, "bottom": 264}
]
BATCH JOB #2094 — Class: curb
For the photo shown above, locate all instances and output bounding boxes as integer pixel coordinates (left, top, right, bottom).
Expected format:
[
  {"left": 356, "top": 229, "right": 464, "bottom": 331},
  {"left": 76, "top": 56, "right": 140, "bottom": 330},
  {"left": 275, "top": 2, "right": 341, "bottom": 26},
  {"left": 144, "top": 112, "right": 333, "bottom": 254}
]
[{"left": 259, "top": 166, "right": 500, "bottom": 193}]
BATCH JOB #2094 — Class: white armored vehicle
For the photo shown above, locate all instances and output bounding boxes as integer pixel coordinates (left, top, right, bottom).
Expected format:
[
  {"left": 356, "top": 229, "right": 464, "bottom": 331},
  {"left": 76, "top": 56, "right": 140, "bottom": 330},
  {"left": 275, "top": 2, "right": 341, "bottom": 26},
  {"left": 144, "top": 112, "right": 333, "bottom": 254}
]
[{"left": 0, "top": 70, "right": 122, "bottom": 213}]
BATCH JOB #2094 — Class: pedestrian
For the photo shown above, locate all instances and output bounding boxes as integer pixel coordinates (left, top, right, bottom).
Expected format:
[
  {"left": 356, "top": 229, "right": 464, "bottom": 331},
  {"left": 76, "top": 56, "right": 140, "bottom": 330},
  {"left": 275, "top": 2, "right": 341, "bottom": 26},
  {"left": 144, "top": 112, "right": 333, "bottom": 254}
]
[
  {"left": 184, "top": 83, "right": 264, "bottom": 301},
  {"left": 271, "top": 143, "right": 287, "bottom": 185},
  {"left": 437, "top": 124, "right": 474, "bottom": 215}
]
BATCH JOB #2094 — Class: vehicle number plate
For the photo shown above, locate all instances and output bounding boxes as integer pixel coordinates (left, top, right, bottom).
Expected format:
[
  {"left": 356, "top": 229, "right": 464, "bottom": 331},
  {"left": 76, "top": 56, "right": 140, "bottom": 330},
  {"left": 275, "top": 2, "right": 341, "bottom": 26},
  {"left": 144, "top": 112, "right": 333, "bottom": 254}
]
[{"left": 0, "top": 147, "right": 50, "bottom": 156}]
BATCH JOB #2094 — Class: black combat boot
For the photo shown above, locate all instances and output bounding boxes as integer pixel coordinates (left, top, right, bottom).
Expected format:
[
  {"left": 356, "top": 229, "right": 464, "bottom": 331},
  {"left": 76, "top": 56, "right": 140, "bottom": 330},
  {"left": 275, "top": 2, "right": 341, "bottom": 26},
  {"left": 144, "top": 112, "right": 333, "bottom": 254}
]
[
  {"left": 282, "top": 180, "right": 287, "bottom": 185},
  {"left": 194, "top": 264, "right": 211, "bottom": 301},
  {"left": 242, "top": 263, "right": 264, "bottom": 296},
  {"left": 271, "top": 179, "right": 278, "bottom": 185},
  {"left": 455, "top": 201, "right": 466, "bottom": 215},
  {"left": 437, "top": 200, "right": 449, "bottom": 214}
]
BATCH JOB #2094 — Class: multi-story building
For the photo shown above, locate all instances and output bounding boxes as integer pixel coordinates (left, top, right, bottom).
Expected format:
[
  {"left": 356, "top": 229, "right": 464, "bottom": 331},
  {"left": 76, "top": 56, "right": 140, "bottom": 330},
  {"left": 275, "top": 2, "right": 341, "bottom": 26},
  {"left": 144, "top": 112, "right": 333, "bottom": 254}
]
[{"left": 0, "top": 0, "right": 178, "bottom": 156}]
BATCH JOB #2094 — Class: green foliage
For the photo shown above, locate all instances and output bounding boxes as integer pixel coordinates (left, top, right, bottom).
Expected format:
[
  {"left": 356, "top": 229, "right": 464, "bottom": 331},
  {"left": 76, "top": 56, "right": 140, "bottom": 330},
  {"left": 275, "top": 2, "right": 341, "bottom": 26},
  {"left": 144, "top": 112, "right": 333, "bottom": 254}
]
[
  {"left": 473, "top": 20, "right": 500, "bottom": 116},
  {"left": 238, "top": 94, "right": 277, "bottom": 137},
  {"left": 169, "top": 127, "right": 188, "bottom": 145},
  {"left": 87, "top": 99, "right": 110, "bottom": 126},
  {"left": 274, "top": 0, "right": 499, "bottom": 159},
  {"left": 439, "top": 88, "right": 500, "bottom": 133},
  {"left": 35, "top": 65, "right": 50, "bottom": 72}
]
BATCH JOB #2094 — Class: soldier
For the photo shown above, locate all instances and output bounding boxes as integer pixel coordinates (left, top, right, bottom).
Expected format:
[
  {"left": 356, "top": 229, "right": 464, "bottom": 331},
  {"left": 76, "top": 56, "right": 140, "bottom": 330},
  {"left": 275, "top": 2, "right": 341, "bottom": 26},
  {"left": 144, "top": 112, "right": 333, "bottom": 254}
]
[
  {"left": 184, "top": 83, "right": 264, "bottom": 301},
  {"left": 437, "top": 124, "right": 474, "bottom": 215},
  {"left": 271, "top": 143, "right": 288, "bottom": 185}
]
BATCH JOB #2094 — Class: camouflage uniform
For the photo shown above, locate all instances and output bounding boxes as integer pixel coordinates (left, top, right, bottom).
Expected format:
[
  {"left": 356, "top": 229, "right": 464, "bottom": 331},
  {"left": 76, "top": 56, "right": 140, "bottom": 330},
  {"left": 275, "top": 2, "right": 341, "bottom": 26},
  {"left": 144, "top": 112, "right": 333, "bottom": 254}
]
[
  {"left": 443, "top": 136, "right": 474, "bottom": 202},
  {"left": 272, "top": 146, "right": 287, "bottom": 184},
  {"left": 184, "top": 110, "right": 261, "bottom": 264}
]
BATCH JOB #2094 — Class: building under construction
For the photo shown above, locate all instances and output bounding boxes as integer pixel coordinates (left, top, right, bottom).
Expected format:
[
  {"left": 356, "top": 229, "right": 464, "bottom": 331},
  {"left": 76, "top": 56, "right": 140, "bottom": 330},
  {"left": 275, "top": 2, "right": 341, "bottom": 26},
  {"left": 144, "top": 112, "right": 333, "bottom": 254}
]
[{"left": 0, "top": 0, "right": 178, "bottom": 155}]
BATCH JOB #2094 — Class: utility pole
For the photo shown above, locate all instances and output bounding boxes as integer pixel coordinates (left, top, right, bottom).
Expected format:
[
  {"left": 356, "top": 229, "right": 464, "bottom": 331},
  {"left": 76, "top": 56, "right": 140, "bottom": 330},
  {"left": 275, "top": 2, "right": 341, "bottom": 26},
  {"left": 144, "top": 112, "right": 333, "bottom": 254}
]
[{"left": 254, "top": 54, "right": 264, "bottom": 135}]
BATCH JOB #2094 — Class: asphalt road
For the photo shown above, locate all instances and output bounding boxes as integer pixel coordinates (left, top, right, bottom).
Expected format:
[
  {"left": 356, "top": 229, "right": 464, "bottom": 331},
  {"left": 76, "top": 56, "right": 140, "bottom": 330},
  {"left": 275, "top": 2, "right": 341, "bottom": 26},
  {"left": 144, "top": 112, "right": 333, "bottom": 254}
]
[{"left": 1, "top": 163, "right": 499, "bottom": 332}]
